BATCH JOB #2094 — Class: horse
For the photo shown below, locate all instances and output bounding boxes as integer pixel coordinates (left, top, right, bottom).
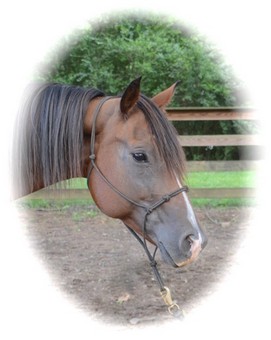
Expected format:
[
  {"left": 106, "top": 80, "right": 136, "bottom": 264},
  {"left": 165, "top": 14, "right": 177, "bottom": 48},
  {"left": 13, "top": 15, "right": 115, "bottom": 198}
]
[{"left": 13, "top": 77, "right": 207, "bottom": 271}]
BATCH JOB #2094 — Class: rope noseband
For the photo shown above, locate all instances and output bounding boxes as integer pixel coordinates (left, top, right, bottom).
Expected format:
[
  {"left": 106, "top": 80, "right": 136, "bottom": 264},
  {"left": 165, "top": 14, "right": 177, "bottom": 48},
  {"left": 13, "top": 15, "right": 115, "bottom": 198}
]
[{"left": 87, "top": 96, "right": 188, "bottom": 317}]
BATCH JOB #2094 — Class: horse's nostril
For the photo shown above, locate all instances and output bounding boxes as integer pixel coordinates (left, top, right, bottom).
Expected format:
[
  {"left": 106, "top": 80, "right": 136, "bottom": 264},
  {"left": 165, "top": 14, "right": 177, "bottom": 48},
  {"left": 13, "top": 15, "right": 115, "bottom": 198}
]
[
  {"left": 179, "top": 234, "right": 195, "bottom": 255},
  {"left": 186, "top": 234, "right": 196, "bottom": 245}
]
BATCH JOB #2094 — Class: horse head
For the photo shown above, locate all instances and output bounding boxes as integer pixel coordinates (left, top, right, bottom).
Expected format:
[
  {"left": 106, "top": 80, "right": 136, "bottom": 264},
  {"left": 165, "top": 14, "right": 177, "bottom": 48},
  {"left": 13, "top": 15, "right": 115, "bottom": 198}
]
[{"left": 84, "top": 78, "right": 207, "bottom": 267}]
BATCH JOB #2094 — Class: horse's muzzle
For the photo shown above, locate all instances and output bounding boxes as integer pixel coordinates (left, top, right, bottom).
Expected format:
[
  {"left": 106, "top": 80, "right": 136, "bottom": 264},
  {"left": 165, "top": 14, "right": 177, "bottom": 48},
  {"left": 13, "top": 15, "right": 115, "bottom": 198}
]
[
  {"left": 185, "top": 235, "right": 202, "bottom": 262},
  {"left": 158, "top": 233, "right": 207, "bottom": 268}
]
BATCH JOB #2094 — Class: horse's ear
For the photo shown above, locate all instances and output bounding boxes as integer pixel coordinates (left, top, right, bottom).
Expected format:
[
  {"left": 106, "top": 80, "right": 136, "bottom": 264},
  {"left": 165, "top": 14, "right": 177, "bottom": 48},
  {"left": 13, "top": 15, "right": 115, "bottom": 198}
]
[
  {"left": 152, "top": 81, "right": 180, "bottom": 109},
  {"left": 120, "top": 77, "right": 141, "bottom": 118}
]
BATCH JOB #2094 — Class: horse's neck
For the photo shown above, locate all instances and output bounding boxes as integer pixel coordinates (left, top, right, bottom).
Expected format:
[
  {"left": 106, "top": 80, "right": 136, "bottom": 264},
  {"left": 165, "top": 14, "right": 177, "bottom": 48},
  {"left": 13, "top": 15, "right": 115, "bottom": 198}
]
[{"left": 83, "top": 97, "right": 103, "bottom": 134}]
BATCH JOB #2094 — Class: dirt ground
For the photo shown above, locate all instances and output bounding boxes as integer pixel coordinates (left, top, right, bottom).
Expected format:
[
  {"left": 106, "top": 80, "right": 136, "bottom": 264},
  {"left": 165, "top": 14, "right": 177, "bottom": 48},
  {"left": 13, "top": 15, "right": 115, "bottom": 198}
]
[{"left": 18, "top": 204, "right": 254, "bottom": 325}]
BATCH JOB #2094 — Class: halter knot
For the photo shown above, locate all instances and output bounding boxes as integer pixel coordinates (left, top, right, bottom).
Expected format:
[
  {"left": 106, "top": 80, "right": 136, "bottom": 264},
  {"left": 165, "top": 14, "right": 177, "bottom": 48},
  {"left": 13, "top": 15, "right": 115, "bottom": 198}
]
[
  {"left": 146, "top": 207, "right": 153, "bottom": 215},
  {"left": 89, "top": 154, "right": 96, "bottom": 160},
  {"left": 162, "top": 194, "right": 171, "bottom": 202},
  {"left": 150, "top": 259, "right": 157, "bottom": 268}
]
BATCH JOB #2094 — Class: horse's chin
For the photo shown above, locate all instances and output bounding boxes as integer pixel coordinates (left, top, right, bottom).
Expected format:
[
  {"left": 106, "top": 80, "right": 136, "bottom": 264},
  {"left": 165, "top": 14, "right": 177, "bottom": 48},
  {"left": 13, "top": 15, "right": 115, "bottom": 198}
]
[
  {"left": 158, "top": 241, "right": 200, "bottom": 268},
  {"left": 158, "top": 241, "right": 179, "bottom": 267}
]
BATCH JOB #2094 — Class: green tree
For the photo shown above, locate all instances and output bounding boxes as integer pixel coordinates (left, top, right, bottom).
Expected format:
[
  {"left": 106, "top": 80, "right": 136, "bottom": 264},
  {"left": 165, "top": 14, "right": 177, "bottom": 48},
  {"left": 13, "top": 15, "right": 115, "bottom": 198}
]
[{"left": 37, "top": 14, "right": 253, "bottom": 160}]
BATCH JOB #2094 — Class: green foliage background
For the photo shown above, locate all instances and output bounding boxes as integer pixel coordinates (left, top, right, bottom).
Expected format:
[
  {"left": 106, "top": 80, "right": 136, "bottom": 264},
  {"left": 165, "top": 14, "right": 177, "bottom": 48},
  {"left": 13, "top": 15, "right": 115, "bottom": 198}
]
[{"left": 36, "top": 14, "right": 256, "bottom": 161}]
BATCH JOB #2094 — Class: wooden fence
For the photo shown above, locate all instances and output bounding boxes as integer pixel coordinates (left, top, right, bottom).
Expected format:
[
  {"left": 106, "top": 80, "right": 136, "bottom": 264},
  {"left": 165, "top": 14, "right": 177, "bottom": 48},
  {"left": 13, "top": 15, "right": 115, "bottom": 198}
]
[
  {"left": 169, "top": 107, "right": 260, "bottom": 198},
  {"left": 25, "top": 107, "right": 260, "bottom": 200}
]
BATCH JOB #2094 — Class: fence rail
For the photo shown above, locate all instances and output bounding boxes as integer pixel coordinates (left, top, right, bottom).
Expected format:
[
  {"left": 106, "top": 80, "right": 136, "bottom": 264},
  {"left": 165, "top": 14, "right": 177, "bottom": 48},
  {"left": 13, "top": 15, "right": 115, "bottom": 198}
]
[
  {"left": 186, "top": 160, "right": 261, "bottom": 172},
  {"left": 179, "top": 134, "right": 262, "bottom": 147},
  {"left": 166, "top": 107, "right": 255, "bottom": 121},
  {"left": 167, "top": 107, "right": 259, "bottom": 199},
  {"left": 24, "top": 108, "right": 260, "bottom": 201}
]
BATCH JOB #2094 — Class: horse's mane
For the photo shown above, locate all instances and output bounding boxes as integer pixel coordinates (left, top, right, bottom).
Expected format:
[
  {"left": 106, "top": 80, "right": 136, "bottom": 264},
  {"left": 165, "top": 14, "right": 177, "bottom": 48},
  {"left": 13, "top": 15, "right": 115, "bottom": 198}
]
[
  {"left": 13, "top": 83, "right": 185, "bottom": 197},
  {"left": 13, "top": 83, "right": 104, "bottom": 196}
]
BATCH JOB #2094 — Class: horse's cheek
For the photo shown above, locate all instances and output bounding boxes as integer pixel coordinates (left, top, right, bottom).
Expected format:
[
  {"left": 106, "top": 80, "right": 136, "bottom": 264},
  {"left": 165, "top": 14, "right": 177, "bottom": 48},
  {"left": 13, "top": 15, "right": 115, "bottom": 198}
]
[{"left": 89, "top": 184, "right": 131, "bottom": 219}]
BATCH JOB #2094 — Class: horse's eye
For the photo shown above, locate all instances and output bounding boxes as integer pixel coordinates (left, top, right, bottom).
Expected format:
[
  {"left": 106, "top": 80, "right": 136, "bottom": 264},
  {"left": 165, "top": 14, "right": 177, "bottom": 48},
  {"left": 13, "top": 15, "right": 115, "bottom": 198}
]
[{"left": 132, "top": 152, "right": 148, "bottom": 163}]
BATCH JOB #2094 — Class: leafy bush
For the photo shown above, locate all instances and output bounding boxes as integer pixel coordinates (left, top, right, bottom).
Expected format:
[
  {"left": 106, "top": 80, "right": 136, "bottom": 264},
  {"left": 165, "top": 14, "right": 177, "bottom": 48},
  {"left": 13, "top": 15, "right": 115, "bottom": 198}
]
[{"left": 36, "top": 14, "right": 254, "bottom": 160}]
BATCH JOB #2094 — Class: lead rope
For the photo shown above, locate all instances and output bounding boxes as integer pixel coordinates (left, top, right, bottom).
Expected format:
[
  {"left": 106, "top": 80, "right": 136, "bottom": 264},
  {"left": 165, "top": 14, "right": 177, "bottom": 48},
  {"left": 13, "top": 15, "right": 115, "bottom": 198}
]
[
  {"left": 125, "top": 197, "right": 187, "bottom": 319},
  {"left": 87, "top": 96, "right": 187, "bottom": 318}
]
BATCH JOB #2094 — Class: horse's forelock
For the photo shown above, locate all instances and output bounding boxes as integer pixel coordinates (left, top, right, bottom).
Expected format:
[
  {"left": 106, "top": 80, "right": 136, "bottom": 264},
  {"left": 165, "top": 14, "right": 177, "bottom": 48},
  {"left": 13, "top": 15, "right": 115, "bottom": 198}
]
[{"left": 136, "top": 95, "right": 186, "bottom": 179}]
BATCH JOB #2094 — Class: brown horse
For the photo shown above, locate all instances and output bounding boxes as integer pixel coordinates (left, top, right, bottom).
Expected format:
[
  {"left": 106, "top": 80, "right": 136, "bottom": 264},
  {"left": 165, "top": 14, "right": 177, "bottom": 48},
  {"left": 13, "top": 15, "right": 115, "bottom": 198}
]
[{"left": 13, "top": 77, "right": 207, "bottom": 269}]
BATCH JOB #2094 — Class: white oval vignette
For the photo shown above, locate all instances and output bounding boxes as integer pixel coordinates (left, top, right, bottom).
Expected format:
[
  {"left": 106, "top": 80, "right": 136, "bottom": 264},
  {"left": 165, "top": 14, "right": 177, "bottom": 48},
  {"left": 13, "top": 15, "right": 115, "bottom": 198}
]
[{"left": 1, "top": 1, "right": 270, "bottom": 339}]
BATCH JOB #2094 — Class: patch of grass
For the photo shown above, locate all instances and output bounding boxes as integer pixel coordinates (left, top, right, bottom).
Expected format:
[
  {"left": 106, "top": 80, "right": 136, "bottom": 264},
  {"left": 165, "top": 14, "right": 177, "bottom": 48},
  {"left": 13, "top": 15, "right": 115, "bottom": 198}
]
[
  {"left": 72, "top": 209, "right": 98, "bottom": 221},
  {"left": 16, "top": 198, "right": 94, "bottom": 210},
  {"left": 55, "top": 178, "right": 88, "bottom": 189},
  {"left": 186, "top": 171, "right": 256, "bottom": 189},
  {"left": 190, "top": 197, "right": 257, "bottom": 207},
  {"left": 186, "top": 170, "right": 257, "bottom": 207}
]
